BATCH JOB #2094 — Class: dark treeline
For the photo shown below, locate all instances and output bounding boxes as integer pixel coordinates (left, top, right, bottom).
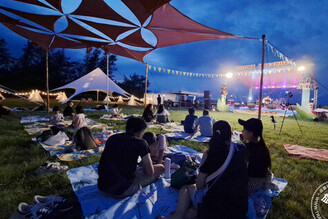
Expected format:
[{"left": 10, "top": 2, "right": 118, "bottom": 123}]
[{"left": 0, "top": 39, "right": 149, "bottom": 98}]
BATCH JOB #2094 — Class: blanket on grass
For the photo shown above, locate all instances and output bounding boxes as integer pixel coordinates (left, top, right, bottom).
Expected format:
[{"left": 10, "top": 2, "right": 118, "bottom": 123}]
[
  {"left": 24, "top": 118, "right": 107, "bottom": 135},
  {"left": 284, "top": 144, "right": 328, "bottom": 162},
  {"left": 147, "top": 122, "right": 183, "bottom": 132},
  {"left": 36, "top": 131, "right": 122, "bottom": 161},
  {"left": 165, "top": 131, "right": 211, "bottom": 142},
  {"left": 67, "top": 145, "right": 287, "bottom": 219},
  {"left": 100, "top": 114, "right": 141, "bottom": 121},
  {"left": 20, "top": 115, "right": 51, "bottom": 124}
]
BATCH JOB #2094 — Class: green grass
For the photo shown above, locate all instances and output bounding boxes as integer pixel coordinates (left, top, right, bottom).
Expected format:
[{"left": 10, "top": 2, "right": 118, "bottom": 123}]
[{"left": 1, "top": 99, "right": 328, "bottom": 218}]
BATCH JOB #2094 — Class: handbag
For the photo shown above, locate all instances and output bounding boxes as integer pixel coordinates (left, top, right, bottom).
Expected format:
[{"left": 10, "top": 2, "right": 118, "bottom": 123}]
[{"left": 171, "top": 160, "right": 198, "bottom": 189}]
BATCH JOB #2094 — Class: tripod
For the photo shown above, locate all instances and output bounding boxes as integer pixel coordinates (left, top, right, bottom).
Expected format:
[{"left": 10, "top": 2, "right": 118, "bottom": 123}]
[{"left": 279, "top": 93, "right": 302, "bottom": 134}]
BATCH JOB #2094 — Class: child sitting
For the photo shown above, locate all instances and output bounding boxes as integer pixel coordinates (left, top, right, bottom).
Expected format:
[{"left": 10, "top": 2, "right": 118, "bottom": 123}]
[
  {"left": 50, "top": 106, "right": 65, "bottom": 127},
  {"left": 143, "top": 132, "right": 187, "bottom": 167},
  {"left": 108, "top": 104, "right": 123, "bottom": 118},
  {"left": 70, "top": 106, "right": 87, "bottom": 129}
]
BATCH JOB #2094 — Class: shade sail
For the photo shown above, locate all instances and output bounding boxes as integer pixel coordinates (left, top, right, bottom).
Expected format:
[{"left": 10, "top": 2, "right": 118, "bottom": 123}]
[
  {"left": 51, "top": 68, "right": 129, "bottom": 103},
  {"left": 0, "top": 0, "right": 247, "bottom": 62}
]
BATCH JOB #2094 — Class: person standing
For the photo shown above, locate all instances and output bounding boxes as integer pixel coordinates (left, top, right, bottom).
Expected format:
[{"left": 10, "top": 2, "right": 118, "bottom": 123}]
[{"left": 157, "top": 94, "right": 162, "bottom": 106}]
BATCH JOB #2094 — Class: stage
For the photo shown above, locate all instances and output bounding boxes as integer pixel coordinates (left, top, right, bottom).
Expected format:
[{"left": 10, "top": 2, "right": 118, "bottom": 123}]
[{"left": 230, "top": 106, "right": 296, "bottom": 117}]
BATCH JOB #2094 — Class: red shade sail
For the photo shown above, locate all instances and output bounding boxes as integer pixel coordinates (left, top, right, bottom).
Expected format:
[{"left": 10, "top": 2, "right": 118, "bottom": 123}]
[{"left": 0, "top": 1, "right": 248, "bottom": 62}]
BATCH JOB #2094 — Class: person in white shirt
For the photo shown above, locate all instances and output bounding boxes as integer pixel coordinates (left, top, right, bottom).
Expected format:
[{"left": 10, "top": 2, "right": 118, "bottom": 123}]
[
  {"left": 108, "top": 104, "right": 122, "bottom": 118},
  {"left": 156, "top": 104, "right": 170, "bottom": 123}
]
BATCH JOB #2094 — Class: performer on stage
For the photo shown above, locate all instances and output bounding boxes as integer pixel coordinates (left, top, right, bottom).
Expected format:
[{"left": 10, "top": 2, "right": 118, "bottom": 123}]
[{"left": 217, "top": 84, "right": 228, "bottom": 111}]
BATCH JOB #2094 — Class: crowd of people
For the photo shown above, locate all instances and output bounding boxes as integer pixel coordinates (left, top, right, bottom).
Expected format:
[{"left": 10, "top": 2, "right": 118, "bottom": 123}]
[{"left": 97, "top": 105, "right": 272, "bottom": 218}]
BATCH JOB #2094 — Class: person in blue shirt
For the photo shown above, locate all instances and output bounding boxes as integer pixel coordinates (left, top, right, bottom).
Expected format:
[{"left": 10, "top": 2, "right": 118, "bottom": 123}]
[
  {"left": 184, "top": 107, "right": 198, "bottom": 133},
  {"left": 194, "top": 110, "right": 216, "bottom": 137}
]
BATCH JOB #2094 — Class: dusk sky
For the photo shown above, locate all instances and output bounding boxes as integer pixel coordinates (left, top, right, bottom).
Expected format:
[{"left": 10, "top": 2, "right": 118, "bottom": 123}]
[{"left": 1, "top": 0, "right": 328, "bottom": 105}]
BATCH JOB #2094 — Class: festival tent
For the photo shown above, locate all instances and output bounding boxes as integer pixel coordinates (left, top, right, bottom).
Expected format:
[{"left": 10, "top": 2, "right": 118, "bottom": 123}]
[
  {"left": 28, "top": 90, "right": 44, "bottom": 103},
  {"left": 56, "top": 92, "right": 68, "bottom": 103},
  {"left": 51, "top": 68, "right": 129, "bottom": 103},
  {"left": 127, "top": 95, "right": 141, "bottom": 106},
  {"left": 0, "top": 93, "right": 5, "bottom": 101},
  {"left": 103, "top": 96, "right": 111, "bottom": 103}
]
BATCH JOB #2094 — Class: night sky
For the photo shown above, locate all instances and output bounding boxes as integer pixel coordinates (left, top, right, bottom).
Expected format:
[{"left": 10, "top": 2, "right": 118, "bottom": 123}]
[{"left": 1, "top": 0, "right": 328, "bottom": 105}]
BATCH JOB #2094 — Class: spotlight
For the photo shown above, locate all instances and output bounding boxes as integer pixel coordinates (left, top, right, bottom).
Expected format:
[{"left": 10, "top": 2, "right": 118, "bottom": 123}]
[
  {"left": 226, "top": 72, "right": 233, "bottom": 78},
  {"left": 297, "top": 66, "right": 305, "bottom": 72}
]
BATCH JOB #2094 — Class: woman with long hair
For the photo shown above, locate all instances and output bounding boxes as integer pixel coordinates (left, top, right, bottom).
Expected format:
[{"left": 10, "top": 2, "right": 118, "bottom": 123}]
[
  {"left": 156, "top": 104, "right": 170, "bottom": 123},
  {"left": 142, "top": 104, "right": 155, "bottom": 122},
  {"left": 159, "top": 120, "right": 248, "bottom": 219},
  {"left": 238, "top": 118, "right": 271, "bottom": 194}
]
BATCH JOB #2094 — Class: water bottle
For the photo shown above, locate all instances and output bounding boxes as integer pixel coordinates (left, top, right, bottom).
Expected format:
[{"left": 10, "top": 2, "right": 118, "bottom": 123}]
[{"left": 164, "top": 157, "right": 171, "bottom": 179}]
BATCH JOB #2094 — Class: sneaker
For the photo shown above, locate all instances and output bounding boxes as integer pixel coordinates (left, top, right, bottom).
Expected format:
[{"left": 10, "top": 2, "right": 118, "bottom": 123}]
[
  {"left": 17, "top": 202, "right": 52, "bottom": 218},
  {"left": 34, "top": 195, "right": 73, "bottom": 212}
]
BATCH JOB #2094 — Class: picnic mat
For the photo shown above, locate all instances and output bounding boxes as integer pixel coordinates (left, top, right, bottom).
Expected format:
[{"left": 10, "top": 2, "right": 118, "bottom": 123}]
[
  {"left": 284, "top": 144, "right": 328, "bottom": 162},
  {"left": 164, "top": 131, "right": 211, "bottom": 142},
  {"left": 100, "top": 114, "right": 141, "bottom": 121},
  {"left": 36, "top": 131, "right": 122, "bottom": 161},
  {"left": 24, "top": 118, "right": 107, "bottom": 135},
  {"left": 20, "top": 115, "right": 51, "bottom": 124},
  {"left": 67, "top": 145, "right": 287, "bottom": 219},
  {"left": 147, "top": 122, "right": 184, "bottom": 132}
]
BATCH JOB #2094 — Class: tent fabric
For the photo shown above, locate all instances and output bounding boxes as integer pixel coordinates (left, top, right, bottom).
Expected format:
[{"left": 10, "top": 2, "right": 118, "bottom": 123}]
[
  {"left": 28, "top": 90, "right": 44, "bottom": 103},
  {"left": 51, "top": 68, "right": 129, "bottom": 102},
  {"left": 0, "top": 1, "right": 248, "bottom": 63}
]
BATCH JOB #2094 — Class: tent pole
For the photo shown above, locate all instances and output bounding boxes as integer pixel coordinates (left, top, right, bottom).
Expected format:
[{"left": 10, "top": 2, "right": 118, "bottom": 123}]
[
  {"left": 144, "top": 64, "right": 149, "bottom": 107},
  {"left": 106, "top": 53, "right": 109, "bottom": 111},
  {"left": 46, "top": 50, "right": 50, "bottom": 113},
  {"left": 97, "top": 89, "right": 99, "bottom": 102},
  {"left": 258, "top": 34, "right": 266, "bottom": 120}
]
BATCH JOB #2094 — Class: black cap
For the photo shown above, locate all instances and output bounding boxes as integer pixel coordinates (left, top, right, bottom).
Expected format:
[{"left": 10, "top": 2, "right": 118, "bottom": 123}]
[{"left": 238, "top": 118, "right": 263, "bottom": 136}]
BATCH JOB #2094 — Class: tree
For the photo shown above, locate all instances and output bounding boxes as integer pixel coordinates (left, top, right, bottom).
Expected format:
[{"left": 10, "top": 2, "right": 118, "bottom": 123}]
[
  {"left": 82, "top": 48, "right": 117, "bottom": 78},
  {"left": 118, "top": 73, "right": 150, "bottom": 98},
  {"left": 0, "top": 39, "right": 11, "bottom": 71}
]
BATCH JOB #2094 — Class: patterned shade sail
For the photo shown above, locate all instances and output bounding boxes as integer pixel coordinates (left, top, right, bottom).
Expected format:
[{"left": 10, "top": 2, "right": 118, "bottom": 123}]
[{"left": 0, "top": 0, "right": 246, "bottom": 63}]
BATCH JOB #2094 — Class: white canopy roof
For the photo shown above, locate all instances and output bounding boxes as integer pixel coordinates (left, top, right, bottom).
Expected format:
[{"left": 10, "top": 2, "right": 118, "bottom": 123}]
[{"left": 52, "top": 68, "right": 129, "bottom": 103}]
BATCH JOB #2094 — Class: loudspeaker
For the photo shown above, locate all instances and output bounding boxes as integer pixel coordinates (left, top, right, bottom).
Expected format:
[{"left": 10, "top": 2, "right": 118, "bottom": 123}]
[{"left": 204, "top": 90, "right": 211, "bottom": 110}]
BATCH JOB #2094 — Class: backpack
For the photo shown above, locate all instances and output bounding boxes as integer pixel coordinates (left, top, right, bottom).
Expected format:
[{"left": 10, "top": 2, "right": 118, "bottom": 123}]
[
  {"left": 38, "top": 129, "right": 53, "bottom": 142},
  {"left": 73, "top": 127, "right": 99, "bottom": 151}
]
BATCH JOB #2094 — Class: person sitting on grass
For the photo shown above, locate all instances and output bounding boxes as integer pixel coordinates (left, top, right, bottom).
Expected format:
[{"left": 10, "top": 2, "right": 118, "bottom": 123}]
[
  {"left": 50, "top": 106, "right": 65, "bottom": 127},
  {"left": 70, "top": 106, "right": 86, "bottom": 129},
  {"left": 194, "top": 109, "right": 216, "bottom": 137},
  {"left": 143, "top": 132, "right": 187, "bottom": 167},
  {"left": 156, "top": 104, "right": 170, "bottom": 123},
  {"left": 158, "top": 121, "right": 248, "bottom": 219},
  {"left": 184, "top": 107, "right": 198, "bottom": 134},
  {"left": 72, "top": 126, "right": 99, "bottom": 151},
  {"left": 238, "top": 118, "right": 272, "bottom": 194},
  {"left": 108, "top": 104, "right": 123, "bottom": 118},
  {"left": 63, "top": 101, "right": 75, "bottom": 117},
  {"left": 142, "top": 104, "right": 155, "bottom": 122},
  {"left": 98, "top": 117, "right": 164, "bottom": 199}
]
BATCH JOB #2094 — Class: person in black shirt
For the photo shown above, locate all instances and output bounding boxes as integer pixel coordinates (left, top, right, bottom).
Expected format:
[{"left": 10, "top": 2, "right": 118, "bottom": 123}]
[
  {"left": 98, "top": 117, "right": 164, "bottom": 199},
  {"left": 142, "top": 104, "right": 155, "bottom": 122},
  {"left": 159, "top": 121, "right": 248, "bottom": 219},
  {"left": 238, "top": 118, "right": 271, "bottom": 194},
  {"left": 157, "top": 94, "right": 161, "bottom": 106},
  {"left": 63, "top": 101, "right": 75, "bottom": 117}
]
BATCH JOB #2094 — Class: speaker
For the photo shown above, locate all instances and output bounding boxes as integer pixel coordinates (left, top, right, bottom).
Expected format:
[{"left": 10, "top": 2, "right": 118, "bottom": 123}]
[{"left": 204, "top": 90, "right": 211, "bottom": 110}]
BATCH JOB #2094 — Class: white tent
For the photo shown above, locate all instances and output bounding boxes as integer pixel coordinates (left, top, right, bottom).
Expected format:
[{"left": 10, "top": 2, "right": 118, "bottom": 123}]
[
  {"left": 127, "top": 95, "right": 141, "bottom": 106},
  {"left": 52, "top": 68, "right": 129, "bottom": 103},
  {"left": 56, "top": 92, "right": 68, "bottom": 103},
  {"left": 28, "top": 90, "right": 44, "bottom": 103},
  {"left": 103, "top": 96, "right": 111, "bottom": 103},
  {"left": 117, "top": 96, "right": 124, "bottom": 103}
]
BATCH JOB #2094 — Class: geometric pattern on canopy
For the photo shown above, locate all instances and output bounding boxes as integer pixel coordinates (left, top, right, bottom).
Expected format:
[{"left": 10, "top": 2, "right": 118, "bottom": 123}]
[{"left": 0, "top": 0, "right": 247, "bottom": 63}]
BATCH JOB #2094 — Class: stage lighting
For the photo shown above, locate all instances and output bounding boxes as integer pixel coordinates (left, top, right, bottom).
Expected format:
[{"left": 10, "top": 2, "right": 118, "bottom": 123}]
[
  {"left": 226, "top": 72, "right": 233, "bottom": 78},
  {"left": 297, "top": 66, "right": 305, "bottom": 72}
]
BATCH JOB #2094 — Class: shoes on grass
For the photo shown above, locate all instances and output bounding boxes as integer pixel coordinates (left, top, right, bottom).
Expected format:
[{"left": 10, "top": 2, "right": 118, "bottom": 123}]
[
  {"left": 35, "top": 161, "right": 68, "bottom": 175},
  {"left": 33, "top": 195, "right": 73, "bottom": 212},
  {"left": 17, "top": 202, "right": 53, "bottom": 218}
]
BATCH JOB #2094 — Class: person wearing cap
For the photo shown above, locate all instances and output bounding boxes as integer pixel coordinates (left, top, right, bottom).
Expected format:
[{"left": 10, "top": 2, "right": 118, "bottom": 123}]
[{"left": 238, "top": 118, "right": 271, "bottom": 194}]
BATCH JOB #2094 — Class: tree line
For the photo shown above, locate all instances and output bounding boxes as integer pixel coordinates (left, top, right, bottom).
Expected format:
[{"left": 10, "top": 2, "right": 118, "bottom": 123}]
[{"left": 0, "top": 39, "right": 149, "bottom": 98}]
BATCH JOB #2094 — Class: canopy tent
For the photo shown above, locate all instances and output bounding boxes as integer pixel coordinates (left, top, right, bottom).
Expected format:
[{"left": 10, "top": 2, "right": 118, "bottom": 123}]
[
  {"left": 51, "top": 68, "right": 129, "bottom": 103},
  {"left": 127, "top": 95, "right": 141, "bottom": 106},
  {"left": 0, "top": 84, "right": 42, "bottom": 105},
  {"left": 28, "top": 90, "right": 44, "bottom": 103},
  {"left": 0, "top": 92, "right": 5, "bottom": 101},
  {"left": 56, "top": 92, "right": 68, "bottom": 103}
]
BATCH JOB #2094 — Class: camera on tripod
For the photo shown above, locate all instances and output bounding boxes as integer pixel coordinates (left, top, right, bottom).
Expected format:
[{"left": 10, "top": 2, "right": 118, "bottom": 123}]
[{"left": 285, "top": 91, "right": 293, "bottom": 98}]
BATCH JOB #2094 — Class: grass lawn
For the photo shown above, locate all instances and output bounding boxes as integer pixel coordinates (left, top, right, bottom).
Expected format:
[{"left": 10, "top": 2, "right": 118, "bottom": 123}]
[{"left": 1, "top": 98, "right": 328, "bottom": 218}]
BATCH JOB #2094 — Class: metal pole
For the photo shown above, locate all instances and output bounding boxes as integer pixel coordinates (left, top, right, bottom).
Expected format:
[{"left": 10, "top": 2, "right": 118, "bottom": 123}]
[
  {"left": 258, "top": 34, "right": 265, "bottom": 119},
  {"left": 144, "top": 64, "right": 149, "bottom": 107},
  {"left": 46, "top": 50, "right": 50, "bottom": 113},
  {"left": 106, "top": 53, "right": 109, "bottom": 111}
]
